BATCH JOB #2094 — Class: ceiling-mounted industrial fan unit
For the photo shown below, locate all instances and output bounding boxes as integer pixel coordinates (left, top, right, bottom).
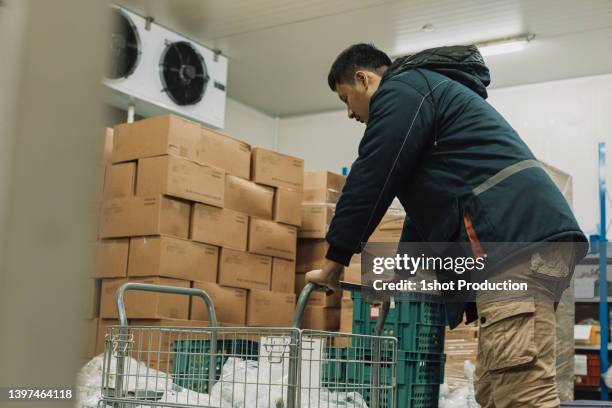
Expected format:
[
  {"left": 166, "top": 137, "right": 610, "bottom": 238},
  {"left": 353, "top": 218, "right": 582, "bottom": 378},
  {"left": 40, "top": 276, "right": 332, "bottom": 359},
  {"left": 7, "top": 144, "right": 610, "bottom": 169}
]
[
  {"left": 159, "top": 40, "right": 209, "bottom": 106},
  {"left": 104, "top": 6, "right": 227, "bottom": 129},
  {"left": 106, "top": 8, "right": 141, "bottom": 79}
]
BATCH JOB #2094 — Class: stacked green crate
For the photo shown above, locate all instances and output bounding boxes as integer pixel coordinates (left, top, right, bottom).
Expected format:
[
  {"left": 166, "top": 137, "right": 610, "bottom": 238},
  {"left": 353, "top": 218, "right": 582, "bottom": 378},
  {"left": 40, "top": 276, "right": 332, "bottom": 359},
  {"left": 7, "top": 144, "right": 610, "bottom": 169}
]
[
  {"left": 352, "top": 291, "right": 446, "bottom": 354},
  {"left": 171, "top": 339, "right": 259, "bottom": 393},
  {"left": 350, "top": 290, "right": 446, "bottom": 407}
]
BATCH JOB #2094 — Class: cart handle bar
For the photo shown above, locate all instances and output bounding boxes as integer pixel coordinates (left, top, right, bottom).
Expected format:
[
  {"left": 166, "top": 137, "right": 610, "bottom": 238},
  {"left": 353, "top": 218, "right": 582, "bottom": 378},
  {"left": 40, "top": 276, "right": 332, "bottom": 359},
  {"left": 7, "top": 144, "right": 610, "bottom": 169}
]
[{"left": 115, "top": 283, "right": 218, "bottom": 327}]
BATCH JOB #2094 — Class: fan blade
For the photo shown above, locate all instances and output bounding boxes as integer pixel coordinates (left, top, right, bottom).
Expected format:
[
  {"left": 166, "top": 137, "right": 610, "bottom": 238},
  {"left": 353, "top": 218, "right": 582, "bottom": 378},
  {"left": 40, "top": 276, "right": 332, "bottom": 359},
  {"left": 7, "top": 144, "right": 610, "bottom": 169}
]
[{"left": 170, "top": 42, "right": 185, "bottom": 65}]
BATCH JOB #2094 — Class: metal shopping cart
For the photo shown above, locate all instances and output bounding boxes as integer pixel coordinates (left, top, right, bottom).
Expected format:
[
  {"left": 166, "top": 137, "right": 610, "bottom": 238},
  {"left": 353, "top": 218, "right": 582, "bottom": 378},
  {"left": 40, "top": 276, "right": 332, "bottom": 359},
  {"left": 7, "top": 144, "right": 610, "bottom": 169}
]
[{"left": 99, "top": 282, "right": 397, "bottom": 408}]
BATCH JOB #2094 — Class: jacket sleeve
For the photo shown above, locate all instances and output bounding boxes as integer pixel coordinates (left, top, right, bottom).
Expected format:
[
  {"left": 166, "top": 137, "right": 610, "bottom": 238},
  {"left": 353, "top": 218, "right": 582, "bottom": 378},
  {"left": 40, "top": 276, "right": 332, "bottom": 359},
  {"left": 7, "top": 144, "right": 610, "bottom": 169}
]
[{"left": 325, "top": 79, "right": 435, "bottom": 266}]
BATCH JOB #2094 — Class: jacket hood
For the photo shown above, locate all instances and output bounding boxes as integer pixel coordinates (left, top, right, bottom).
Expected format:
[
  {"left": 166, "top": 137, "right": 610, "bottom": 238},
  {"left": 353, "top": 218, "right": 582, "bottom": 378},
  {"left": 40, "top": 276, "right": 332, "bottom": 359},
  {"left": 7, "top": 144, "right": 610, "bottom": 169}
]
[{"left": 382, "top": 45, "right": 491, "bottom": 99}]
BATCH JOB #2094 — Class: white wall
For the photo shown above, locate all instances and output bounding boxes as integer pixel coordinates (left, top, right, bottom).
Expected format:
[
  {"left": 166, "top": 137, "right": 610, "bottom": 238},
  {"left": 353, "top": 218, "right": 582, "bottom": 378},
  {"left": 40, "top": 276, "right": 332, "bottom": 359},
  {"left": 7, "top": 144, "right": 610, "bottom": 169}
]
[
  {"left": 277, "top": 74, "right": 612, "bottom": 233},
  {"left": 223, "top": 98, "right": 277, "bottom": 149},
  {"left": 278, "top": 110, "right": 362, "bottom": 173}
]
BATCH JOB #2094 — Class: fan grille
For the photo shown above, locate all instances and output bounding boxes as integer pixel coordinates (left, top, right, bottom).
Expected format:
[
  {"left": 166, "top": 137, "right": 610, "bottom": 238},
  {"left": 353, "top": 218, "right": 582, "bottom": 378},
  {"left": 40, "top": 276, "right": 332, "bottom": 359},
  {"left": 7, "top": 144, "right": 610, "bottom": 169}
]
[
  {"left": 106, "top": 8, "right": 140, "bottom": 79},
  {"left": 160, "top": 41, "right": 209, "bottom": 106}
]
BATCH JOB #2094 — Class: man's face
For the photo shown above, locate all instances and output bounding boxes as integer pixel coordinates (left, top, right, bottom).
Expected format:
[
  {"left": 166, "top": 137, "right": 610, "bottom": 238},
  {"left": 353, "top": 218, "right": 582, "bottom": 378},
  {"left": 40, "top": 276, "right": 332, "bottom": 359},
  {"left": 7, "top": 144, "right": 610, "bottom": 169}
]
[{"left": 335, "top": 70, "right": 381, "bottom": 124}]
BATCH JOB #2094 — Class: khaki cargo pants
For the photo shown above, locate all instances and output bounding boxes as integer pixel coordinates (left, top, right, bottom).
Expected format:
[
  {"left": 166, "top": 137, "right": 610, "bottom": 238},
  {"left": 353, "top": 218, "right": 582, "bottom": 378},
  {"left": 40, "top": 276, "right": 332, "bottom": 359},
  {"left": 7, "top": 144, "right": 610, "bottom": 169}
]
[{"left": 474, "top": 243, "right": 575, "bottom": 408}]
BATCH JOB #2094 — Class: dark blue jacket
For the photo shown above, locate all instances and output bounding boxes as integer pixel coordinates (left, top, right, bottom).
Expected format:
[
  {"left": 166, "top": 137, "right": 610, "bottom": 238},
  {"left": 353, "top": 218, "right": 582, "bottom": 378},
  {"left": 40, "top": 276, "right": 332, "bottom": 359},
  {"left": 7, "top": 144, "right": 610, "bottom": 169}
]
[{"left": 325, "top": 45, "right": 587, "bottom": 328}]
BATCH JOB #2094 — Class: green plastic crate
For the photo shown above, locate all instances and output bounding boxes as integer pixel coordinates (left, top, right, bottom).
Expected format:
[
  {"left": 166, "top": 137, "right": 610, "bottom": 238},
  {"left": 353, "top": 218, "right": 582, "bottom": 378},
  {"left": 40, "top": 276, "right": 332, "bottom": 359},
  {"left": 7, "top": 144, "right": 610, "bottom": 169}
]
[
  {"left": 347, "top": 350, "right": 444, "bottom": 386},
  {"left": 351, "top": 291, "right": 446, "bottom": 354},
  {"left": 171, "top": 339, "right": 260, "bottom": 393},
  {"left": 358, "top": 383, "right": 441, "bottom": 408},
  {"left": 321, "top": 347, "right": 349, "bottom": 391}
]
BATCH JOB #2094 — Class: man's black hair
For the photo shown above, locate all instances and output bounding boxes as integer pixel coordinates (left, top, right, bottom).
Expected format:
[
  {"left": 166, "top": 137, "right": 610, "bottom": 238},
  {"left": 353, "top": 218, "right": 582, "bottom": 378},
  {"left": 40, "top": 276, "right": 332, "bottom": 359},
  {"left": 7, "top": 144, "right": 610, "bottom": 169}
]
[{"left": 327, "top": 43, "right": 392, "bottom": 91}]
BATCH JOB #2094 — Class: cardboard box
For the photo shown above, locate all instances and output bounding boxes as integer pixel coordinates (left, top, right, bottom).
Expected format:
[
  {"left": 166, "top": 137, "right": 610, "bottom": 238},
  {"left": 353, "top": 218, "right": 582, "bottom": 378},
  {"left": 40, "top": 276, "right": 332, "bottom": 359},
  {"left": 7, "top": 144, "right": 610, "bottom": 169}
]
[
  {"left": 87, "top": 278, "right": 102, "bottom": 319},
  {"left": 224, "top": 175, "right": 274, "bottom": 219},
  {"left": 218, "top": 248, "right": 272, "bottom": 291},
  {"left": 299, "top": 204, "right": 334, "bottom": 238},
  {"left": 104, "top": 162, "right": 136, "bottom": 199},
  {"left": 95, "top": 238, "right": 129, "bottom": 278},
  {"left": 191, "top": 204, "right": 248, "bottom": 250},
  {"left": 273, "top": 188, "right": 302, "bottom": 226},
  {"left": 296, "top": 239, "right": 328, "bottom": 272},
  {"left": 369, "top": 228, "right": 402, "bottom": 242},
  {"left": 247, "top": 290, "right": 296, "bottom": 326},
  {"left": 99, "top": 277, "right": 190, "bottom": 319},
  {"left": 575, "top": 324, "right": 601, "bottom": 345},
  {"left": 376, "top": 213, "right": 405, "bottom": 230},
  {"left": 191, "top": 281, "right": 247, "bottom": 324},
  {"left": 339, "top": 298, "right": 353, "bottom": 333},
  {"left": 99, "top": 195, "right": 191, "bottom": 239},
  {"left": 129, "top": 319, "right": 211, "bottom": 362},
  {"left": 137, "top": 155, "right": 225, "bottom": 207},
  {"left": 248, "top": 218, "right": 297, "bottom": 260},
  {"left": 344, "top": 262, "right": 361, "bottom": 285},
  {"left": 112, "top": 115, "right": 201, "bottom": 163},
  {"left": 199, "top": 128, "right": 251, "bottom": 179},
  {"left": 302, "top": 306, "right": 340, "bottom": 331},
  {"left": 303, "top": 171, "right": 345, "bottom": 204},
  {"left": 128, "top": 236, "right": 218, "bottom": 282},
  {"left": 251, "top": 148, "right": 304, "bottom": 190},
  {"left": 295, "top": 273, "right": 342, "bottom": 307},
  {"left": 103, "top": 128, "right": 114, "bottom": 165},
  {"left": 271, "top": 258, "right": 296, "bottom": 293},
  {"left": 83, "top": 318, "right": 98, "bottom": 359}
]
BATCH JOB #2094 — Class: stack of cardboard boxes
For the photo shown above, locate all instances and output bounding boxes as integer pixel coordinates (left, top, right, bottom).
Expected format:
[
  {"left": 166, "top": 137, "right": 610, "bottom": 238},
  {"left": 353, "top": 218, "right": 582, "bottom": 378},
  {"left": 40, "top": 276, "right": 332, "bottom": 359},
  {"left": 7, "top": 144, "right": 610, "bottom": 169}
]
[
  {"left": 89, "top": 115, "right": 304, "bottom": 364},
  {"left": 296, "top": 171, "right": 345, "bottom": 330},
  {"left": 443, "top": 322, "right": 479, "bottom": 391}
]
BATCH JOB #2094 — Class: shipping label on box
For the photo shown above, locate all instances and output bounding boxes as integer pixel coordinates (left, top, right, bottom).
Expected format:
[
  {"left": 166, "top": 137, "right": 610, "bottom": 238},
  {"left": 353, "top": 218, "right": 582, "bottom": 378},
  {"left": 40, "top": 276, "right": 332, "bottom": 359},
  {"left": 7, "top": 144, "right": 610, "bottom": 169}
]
[
  {"left": 99, "top": 277, "right": 190, "bottom": 319},
  {"left": 199, "top": 128, "right": 251, "bottom": 179},
  {"left": 224, "top": 175, "right": 274, "bottom": 219},
  {"left": 251, "top": 148, "right": 304, "bottom": 190},
  {"left": 191, "top": 281, "right": 247, "bottom": 324},
  {"left": 113, "top": 115, "right": 201, "bottom": 163},
  {"left": 248, "top": 218, "right": 297, "bottom": 260},
  {"left": 104, "top": 162, "right": 136, "bottom": 199},
  {"left": 271, "top": 258, "right": 296, "bottom": 293},
  {"left": 128, "top": 236, "right": 218, "bottom": 282},
  {"left": 191, "top": 204, "right": 248, "bottom": 250},
  {"left": 247, "top": 290, "right": 296, "bottom": 326},
  {"left": 95, "top": 238, "right": 129, "bottom": 278},
  {"left": 99, "top": 195, "right": 191, "bottom": 239},
  {"left": 137, "top": 155, "right": 225, "bottom": 207},
  {"left": 218, "top": 248, "right": 272, "bottom": 291},
  {"left": 273, "top": 188, "right": 302, "bottom": 226}
]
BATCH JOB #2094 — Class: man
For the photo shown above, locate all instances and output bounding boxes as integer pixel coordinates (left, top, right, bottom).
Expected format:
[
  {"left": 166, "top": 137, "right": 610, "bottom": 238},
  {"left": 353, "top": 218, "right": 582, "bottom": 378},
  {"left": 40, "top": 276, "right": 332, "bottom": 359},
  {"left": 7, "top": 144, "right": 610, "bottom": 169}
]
[{"left": 306, "top": 43, "right": 587, "bottom": 407}]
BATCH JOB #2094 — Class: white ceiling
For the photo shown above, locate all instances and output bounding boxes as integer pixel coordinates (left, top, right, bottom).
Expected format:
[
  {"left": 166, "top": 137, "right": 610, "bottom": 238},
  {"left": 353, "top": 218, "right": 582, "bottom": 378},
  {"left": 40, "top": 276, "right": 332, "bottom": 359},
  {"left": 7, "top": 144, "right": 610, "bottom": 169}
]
[{"left": 114, "top": 0, "right": 612, "bottom": 117}]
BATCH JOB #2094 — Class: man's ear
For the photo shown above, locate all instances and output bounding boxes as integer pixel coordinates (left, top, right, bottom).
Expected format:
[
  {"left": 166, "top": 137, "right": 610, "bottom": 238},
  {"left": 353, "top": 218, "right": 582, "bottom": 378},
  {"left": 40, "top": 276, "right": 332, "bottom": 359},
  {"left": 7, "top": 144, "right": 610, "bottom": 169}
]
[{"left": 355, "top": 71, "right": 368, "bottom": 89}]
